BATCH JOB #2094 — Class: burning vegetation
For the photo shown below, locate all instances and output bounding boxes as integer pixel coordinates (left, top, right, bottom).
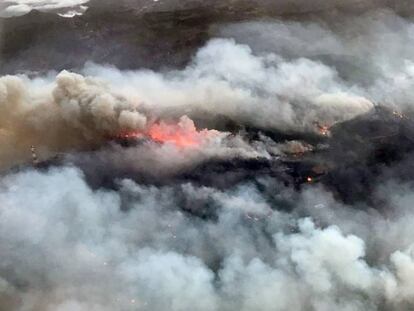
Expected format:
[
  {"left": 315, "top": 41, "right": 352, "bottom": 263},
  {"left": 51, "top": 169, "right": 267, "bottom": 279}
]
[
  {"left": 3, "top": 3, "right": 414, "bottom": 311},
  {"left": 116, "top": 116, "right": 221, "bottom": 148}
]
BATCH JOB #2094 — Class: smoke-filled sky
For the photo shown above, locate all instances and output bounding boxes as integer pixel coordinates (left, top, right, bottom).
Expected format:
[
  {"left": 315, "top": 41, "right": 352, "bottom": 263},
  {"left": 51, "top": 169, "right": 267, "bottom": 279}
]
[{"left": 2, "top": 1, "right": 414, "bottom": 311}]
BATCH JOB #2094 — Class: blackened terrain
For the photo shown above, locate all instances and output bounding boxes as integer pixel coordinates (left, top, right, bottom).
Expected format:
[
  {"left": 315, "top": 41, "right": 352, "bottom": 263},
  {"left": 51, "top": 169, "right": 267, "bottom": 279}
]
[{"left": 1, "top": 0, "right": 413, "bottom": 74}]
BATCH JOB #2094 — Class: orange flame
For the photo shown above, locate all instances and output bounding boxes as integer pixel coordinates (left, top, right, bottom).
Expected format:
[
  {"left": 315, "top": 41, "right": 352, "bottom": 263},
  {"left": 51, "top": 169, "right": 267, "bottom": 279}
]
[
  {"left": 313, "top": 122, "right": 331, "bottom": 136},
  {"left": 117, "top": 116, "right": 219, "bottom": 148}
]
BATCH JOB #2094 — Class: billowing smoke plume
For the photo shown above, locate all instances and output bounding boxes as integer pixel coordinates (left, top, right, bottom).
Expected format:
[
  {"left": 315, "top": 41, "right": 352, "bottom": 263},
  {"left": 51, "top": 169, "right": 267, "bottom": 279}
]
[
  {"left": 2, "top": 166, "right": 414, "bottom": 311},
  {"left": 2, "top": 2, "right": 414, "bottom": 311},
  {"left": 0, "top": 35, "right": 377, "bottom": 168},
  {"left": 0, "top": 70, "right": 149, "bottom": 167}
]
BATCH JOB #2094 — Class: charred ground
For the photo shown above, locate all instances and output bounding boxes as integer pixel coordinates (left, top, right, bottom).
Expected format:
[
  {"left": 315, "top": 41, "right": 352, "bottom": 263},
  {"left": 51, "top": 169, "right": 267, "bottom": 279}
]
[
  {"left": 21, "top": 105, "right": 414, "bottom": 213},
  {"left": 1, "top": 0, "right": 414, "bottom": 74}
]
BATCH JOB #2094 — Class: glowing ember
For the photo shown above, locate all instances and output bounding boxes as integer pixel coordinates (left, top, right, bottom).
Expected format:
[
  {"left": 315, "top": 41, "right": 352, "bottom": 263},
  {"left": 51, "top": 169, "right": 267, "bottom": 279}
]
[
  {"left": 307, "top": 177, "right": 313, "bottom": 183},
  {"left": 314, "top": 122, "right": 331, "bottom": 136},
  {"left": 118, "top": 116, "right": 219, "bottom": 147},
  {"left": 148, "top": 116, "right": 206, "bottom": 147},
  {"left": 318, "top": 125, "right": 330, "bottom": 136}
]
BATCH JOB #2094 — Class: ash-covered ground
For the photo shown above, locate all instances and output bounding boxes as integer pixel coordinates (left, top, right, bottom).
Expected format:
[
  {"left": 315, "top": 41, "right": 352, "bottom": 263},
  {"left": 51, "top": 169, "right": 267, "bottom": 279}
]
[{"left": 2, "top": 1, "right": 414, "bottom": 311}]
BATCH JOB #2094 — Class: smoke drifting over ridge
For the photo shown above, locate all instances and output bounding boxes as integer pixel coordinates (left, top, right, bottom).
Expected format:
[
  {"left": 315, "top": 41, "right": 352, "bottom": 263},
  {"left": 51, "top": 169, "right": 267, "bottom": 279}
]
[
  {"left": 3, "top": 2, "right": 414, "bottom": 311},
  {"left": 0, "top": 36, "right": 377, "bottom": 169}
]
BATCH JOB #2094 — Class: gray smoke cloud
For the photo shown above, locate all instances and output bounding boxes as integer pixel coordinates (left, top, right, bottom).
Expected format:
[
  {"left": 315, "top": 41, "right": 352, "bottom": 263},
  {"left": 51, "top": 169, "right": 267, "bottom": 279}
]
[
  {"left": 2, "top": 4, "right": 414, "bottom": 311},
  {"left": 0, "top": 70, "right": 150, "bottom": 168},
  {"left": 83, "top": 39, "right": 373, "bottom": 130},
  {"left": 217, "top": 9, "right": 414, "bottom": 109},
  {"left": 0, "top": 33, "right": 378, "bottom": 168},
  {"left": 2, "top": 167, "right": 414, "bottom": 310}
]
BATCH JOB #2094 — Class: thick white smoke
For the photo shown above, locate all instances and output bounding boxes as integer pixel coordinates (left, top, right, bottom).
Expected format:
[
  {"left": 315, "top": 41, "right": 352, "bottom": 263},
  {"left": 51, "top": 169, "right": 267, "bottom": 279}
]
[
  {"left": 2, "top": 168, "right": 414, "bottom": 310},
  {"left": 83, "top": 38, "right": 373, "bottom": 131},
  {"left": 6, "top": 9, "right": 414, "bottom": 169},
  {"left": 217, "top": 9, "right": 414, "bottom": 110},
  {"left": 2, "top": 6, "right": 414, "bottom": 311},
  {"left": 0, "top": 0, "right": 88, "bottom": 17},
  {"left": 0, "top": 35, "right": 377, "bottom": 168}
]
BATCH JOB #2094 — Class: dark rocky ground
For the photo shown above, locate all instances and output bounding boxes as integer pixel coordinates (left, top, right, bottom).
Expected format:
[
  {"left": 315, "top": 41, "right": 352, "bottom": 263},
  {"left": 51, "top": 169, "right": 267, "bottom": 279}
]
[{"left": 1, "top": 0, "right": 413, "bottom": 74}]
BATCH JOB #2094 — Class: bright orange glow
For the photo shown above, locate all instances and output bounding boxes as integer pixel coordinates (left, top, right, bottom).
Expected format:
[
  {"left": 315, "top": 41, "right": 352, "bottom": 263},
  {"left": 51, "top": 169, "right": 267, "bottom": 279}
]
[
  {"left": 319, "top": 126, "right": 330, "bottom": 136},
  {"left": 313, "top": 122, "right": 331, "bottom": 136},
  {"left": 148, "top": 117, "right": 202, "bottom": 147},
  {"left": 117, "top": 116, "right": 219, "bottom": 148},
  {"left": 117, "top": 131, "right": 144, "bottom": 139},
  {"left": 307, "top": 177, "right": 313, "bottom": 183}
]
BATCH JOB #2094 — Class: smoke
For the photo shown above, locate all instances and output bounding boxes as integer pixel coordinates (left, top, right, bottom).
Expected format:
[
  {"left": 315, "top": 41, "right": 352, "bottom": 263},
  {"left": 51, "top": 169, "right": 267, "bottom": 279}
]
[
  {"left": 0, "top": 0, "right": 88, "bottom": 17},
  {"left": 0, "top": 70, "right": 151, "bottom": 167},
  {"left": 0, "top": 35, "right": 377, "bottom": 168},
  {"left": 2, "top": 167, "right": 414, "bottom": 310},
  {"left": 2, "top": 3, "right": 414, "bottom": 311},
  {"left": 217, "top": 10, "right": 414, "bottom": 109}
]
